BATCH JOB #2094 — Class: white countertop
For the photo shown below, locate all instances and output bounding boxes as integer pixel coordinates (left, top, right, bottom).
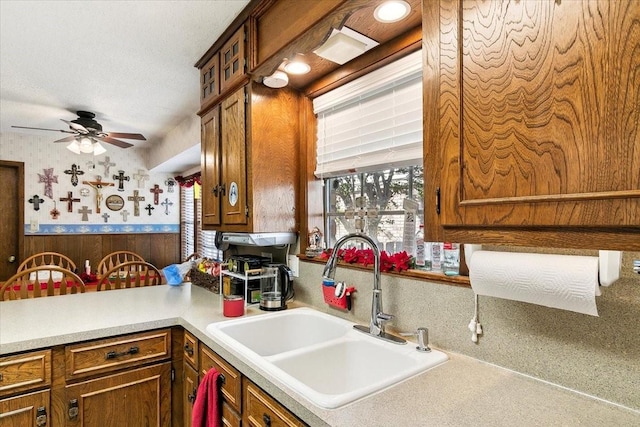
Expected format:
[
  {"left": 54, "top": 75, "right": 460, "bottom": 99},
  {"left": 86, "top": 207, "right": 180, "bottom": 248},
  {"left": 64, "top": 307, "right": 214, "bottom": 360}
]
[{"left": 1, "top": 284, "right": 637, "bottom": 426}]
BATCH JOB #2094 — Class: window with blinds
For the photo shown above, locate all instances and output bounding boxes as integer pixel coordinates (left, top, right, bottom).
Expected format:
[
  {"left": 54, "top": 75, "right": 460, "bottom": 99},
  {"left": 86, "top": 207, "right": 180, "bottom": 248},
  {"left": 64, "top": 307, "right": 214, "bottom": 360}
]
[
  {"left": 316, "top": 50, "right": 424, "bottom": 250},
  {"left": 181, "top": 182, "right": 223, "bottom": 261},
  {"left": 314, "top": 50, "right": 422, "bottom": 178}
]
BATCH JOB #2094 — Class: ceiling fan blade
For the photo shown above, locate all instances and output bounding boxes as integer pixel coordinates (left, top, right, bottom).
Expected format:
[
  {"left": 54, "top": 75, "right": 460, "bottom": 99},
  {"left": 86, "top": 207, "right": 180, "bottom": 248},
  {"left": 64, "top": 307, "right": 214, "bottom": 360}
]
[
  {"left": 12, "top": 125, "right": 75, "bottom": 134},
  {"left": 61, "top": 119, "right": 89, "bottom": 134},
  {"left": 53, "top": 136, "right": 78, "bottom": 143},
  {"left": 97, "top": 136, "right": 134, "bottom": 148},
  {"left": 107, "top": 132, "right": 146, "bottom": 140}
]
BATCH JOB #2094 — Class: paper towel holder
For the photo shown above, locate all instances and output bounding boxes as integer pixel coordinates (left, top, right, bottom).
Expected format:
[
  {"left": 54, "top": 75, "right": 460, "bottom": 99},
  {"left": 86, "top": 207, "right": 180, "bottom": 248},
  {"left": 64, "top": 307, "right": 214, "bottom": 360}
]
[{"left": 463, "top": 245, "right": 622, "bottom": 287}]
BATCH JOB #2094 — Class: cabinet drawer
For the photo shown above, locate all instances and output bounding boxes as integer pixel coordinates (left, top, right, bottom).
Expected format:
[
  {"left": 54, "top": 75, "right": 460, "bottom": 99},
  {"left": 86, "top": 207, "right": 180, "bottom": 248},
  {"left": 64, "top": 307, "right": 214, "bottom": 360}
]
[
  {"left": 65, "top": 329, "right": 171, "bottom": 381},
  {"left": 200, "top": 345, "right": 241, "bottom": 414},
  {"left": 222, "top": 401, "right": 241, "bottom": 427},
  {"left": 244, "top": 379, "right": 306, "bottom": 427},
  {"left": 183, "top": 330, "right": 199, "bottom": 369},
  {"left": 0, "top": 349, "right": 51, "bottom": 397}
]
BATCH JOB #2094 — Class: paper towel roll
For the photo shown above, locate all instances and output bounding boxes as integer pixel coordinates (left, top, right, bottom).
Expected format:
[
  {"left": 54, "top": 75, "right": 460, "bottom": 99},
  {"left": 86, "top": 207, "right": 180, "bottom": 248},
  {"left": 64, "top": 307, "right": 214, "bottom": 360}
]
[{"left": 469, "top": 251, "right": 600, "bottom": 316}]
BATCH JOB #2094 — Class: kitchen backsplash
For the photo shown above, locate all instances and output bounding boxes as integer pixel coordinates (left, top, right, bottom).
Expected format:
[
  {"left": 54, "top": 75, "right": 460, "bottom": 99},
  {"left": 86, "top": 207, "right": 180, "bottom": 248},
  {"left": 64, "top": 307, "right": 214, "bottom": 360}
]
[{"left": 295, "top": 250, "right": 640, "bottom": 411}]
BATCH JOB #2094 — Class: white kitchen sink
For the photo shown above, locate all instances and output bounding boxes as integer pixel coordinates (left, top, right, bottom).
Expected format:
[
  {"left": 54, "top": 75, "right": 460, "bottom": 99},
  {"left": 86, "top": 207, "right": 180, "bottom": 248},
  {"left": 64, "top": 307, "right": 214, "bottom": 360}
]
[
  {"left": 207, "top": 307, "right": 350, "bottom": 356},
  {"left": 206, "top": 307, "right": 448, "bottom": 408}
]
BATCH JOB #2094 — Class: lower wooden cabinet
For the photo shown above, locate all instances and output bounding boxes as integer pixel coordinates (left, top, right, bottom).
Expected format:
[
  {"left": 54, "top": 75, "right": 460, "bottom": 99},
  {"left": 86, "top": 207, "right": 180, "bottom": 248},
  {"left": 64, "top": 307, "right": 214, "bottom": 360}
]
[
  {"left": 0, "top": 389, "right": 49, "bottom": 427},
  {"left": 200, "top": 344, "right": 242, "bottom": 425},
  {"left": 64, "top": 362, "right": 171, "bottom": 427},
  {"left": 183, "top": 362, "right": 198, "bottom": 427},
  {"left": 0, "top": 349, "right": 51, "bottom": 427},
  {"left": 244, "top": 379, "right": 305, "bottom": 427}
]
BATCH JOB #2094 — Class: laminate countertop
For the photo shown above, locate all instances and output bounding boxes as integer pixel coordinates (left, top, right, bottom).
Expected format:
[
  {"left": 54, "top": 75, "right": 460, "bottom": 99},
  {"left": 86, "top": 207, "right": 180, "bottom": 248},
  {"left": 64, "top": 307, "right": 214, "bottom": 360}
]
[{"left": 1, "top": 284, "right": 637, "bottom": 426}]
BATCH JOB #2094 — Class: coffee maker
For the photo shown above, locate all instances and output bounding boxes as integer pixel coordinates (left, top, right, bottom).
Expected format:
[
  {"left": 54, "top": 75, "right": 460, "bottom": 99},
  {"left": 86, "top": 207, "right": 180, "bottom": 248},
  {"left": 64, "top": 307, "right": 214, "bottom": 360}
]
[{"left": 259, "top": 264, "right": 293, "bottom": 311}]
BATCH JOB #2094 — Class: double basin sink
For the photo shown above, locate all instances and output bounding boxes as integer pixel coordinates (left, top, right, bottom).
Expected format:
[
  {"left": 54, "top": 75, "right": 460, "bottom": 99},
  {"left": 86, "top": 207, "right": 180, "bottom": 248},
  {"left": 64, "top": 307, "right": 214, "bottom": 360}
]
[{"left": 206, "top": 307, "right": 448, "bottom": 408}]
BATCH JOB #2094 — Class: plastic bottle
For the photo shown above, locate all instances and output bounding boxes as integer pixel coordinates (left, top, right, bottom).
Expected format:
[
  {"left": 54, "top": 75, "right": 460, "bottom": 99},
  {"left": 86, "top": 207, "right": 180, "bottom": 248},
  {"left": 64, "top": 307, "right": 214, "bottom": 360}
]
[
  {"left": 443, "top": 242, "right": 460, "bottom": 276},
  {"left": 430, "top": 242, "right": 443, "bottom": 272},
  {"left": 415, "top": 225, "right": 428, "bottom": 270}
]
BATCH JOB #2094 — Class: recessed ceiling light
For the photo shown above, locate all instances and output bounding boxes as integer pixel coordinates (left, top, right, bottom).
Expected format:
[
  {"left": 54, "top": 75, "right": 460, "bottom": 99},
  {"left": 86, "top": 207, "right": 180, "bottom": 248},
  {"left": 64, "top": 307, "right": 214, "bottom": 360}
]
[
  {"left": 284, "top": 60, "right": 311, "bottom": 75},
  {"left": 374, "top": 0, "right": 411, "bottom": 23}
]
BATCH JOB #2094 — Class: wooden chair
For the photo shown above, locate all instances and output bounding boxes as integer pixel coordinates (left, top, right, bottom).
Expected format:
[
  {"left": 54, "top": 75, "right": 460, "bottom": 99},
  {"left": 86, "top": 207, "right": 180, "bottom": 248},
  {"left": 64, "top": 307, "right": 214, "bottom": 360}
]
[
  {"left": 97, "top": 261, "right": 163, "bottom": 291},
  {"left": 1, "top": 266, "right": 85, "bottom": 301},
  {"left": 97, "top": 251, "right": 145, "bottom": 278},
  {"left": 17, "top": 252, "right": 77, "bottom": 274}
]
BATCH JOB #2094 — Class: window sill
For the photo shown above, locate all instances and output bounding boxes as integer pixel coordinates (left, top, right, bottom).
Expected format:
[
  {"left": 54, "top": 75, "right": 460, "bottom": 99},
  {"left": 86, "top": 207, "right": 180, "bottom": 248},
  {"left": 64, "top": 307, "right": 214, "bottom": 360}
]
[{"left": 297, "top": 254, "right": 471, "bottom": 288}]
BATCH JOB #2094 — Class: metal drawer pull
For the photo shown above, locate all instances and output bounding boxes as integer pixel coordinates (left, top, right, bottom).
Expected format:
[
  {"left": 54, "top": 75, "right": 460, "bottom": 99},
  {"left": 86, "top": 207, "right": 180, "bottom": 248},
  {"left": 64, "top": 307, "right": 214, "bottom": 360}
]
[
  {"left": 105, "top": 346, "right": 139, "bottom": 360},
  {"left": 68, "top": 399, "right": 79, "bottom": 420},
  {"left": 184, "top": 343, "right": 194, "bottom": 356},
  {"left": 217, "top": 373, "right": 226, "bottom": 385},
  {"left": 262, "top": 413, "right": 271, "bottom": 427},
  {"left": 36, "top": 406, "right": 47, "bottom": 427}
]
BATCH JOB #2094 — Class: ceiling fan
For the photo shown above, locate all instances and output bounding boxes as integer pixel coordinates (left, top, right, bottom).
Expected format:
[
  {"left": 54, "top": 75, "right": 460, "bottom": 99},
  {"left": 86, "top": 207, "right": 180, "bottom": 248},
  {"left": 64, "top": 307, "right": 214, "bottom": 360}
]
[{"left": 12, "top": 110, "right": 146, "bottom": 149}]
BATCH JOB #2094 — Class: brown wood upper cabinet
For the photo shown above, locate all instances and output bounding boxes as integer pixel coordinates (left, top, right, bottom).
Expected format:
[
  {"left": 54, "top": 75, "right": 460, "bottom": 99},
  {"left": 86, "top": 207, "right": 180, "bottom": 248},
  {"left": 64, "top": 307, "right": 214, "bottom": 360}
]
[
  {"left": 200, "top": 82, "right": 299, "bottom": 233},
  {"left": 423, "top": 0, "right": 640, "bottom": 250},
  {"left": 199, "top": 25, "right": 249, "bottom": 113}
]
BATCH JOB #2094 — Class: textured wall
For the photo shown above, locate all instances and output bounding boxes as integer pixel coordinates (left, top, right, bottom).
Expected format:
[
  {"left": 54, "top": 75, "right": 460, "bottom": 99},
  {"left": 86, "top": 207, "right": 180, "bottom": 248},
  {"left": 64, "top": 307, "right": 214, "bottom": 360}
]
[
  {"left": 296, "top": 251, "right": 640, "bottom": 411},
  {"left": 0, "top": 131, "right": 180, "bottom": 231}
]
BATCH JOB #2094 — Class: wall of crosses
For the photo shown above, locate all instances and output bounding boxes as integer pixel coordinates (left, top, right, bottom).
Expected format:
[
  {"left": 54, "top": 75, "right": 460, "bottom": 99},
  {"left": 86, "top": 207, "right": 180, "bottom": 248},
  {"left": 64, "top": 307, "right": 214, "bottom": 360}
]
[{"left": 1, "top": 132, "right": 181, "bottom": 234}]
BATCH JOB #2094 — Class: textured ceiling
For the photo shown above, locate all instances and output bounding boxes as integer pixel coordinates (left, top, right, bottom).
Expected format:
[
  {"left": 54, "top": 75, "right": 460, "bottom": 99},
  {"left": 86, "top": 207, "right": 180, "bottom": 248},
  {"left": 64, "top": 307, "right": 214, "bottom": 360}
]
[{"left": 0, "top": 0, "right": 249, "bottom": 152}]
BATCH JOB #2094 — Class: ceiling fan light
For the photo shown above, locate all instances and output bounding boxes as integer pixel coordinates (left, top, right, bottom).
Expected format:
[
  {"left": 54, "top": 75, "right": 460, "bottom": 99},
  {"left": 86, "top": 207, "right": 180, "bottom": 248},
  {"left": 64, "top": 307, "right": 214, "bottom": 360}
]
[
  {"left": 66, "top": 140, "right": 81, "bottom": 154},
  {"left": 79, "top": 137, "right": 94, "bottom": 153},
  {"left": 93, "top": 142, "right": 107, "bottom": 155},
  {"left": 374, "top": 1, "right": 411, "bottom": 23}
]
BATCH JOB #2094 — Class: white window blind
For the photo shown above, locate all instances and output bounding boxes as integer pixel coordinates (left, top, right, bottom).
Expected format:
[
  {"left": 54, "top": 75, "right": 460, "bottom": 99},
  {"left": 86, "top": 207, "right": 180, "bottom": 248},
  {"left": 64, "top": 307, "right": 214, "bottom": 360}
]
[
  {"left": 314, "top": 50, "right": 423, "bottom": 178},
  {"left": 180, "top": 185, "right": 196, "bottom": 260},
  {"left": 180, "top": 181, "right": 223, "bottom": 262}
]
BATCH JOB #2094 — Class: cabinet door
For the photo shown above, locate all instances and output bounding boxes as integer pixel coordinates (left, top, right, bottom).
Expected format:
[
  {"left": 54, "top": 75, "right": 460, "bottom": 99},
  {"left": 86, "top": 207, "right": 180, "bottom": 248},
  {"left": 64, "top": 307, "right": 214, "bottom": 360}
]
[
  {"left": 0, "top": 389, "right": 49, "bottom": 427},
  {"left": 220, "top": 26, "right": 246, "bottom": 94},
  {"left": 64, "top": 362, "right": 171, "bottom": 427},
  {"left": 221, "top": 88, "right": 248, "bottom": 226},
  {"left": 202, "top": 106, "right": 222, "bottom": 226},
  {"left": 424, "top": 0, "right": 640, "bottom": 249},
  {"left": 201, "top": 53, "right": 220, "bottom": 108},
  {"left": 183, "top": 362, "right": 198, "bottom": 427}
]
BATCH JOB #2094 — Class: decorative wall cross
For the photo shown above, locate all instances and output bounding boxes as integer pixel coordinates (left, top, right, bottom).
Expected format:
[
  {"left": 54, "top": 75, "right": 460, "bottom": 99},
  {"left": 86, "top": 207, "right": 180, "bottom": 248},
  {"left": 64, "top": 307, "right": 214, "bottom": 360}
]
[
  {"left": 127, "top": 190, "right": 145, "bottom": 216},
  {"left": 161, "top": 198, "right": 173, "bottom": 215},
  {"left": 120, "top": 209, "right": 130, "bottom": 222},
  {"left": 78, "top": 205, "right": 92, "bottom": 221},
  {"left": 102, "top": 213, "right": 110, "bottom": 223},
  {"left": 82, "top": 176, "right": 115, "bottom": 214},
  {"left": 50, "top": 202, "right": 60, "bottom": 219},
  {"left": 29, "top": 195, "right": 44, "bottom": 211},
  {"left": 37, "top": 168, "right": 58, "bottom": 199},
  {"left": 60, "top": 191, "right": 81, "bottom": 212},
  {"left": 99, "top": 156, "right": 116, "bottom": 175},
  {"left": 145, "top": 203, "right": 155, "bottom": 216},
  {"left": 133, "top": 169, "right": 149, "bottom": 188},
  {"left": 149, "top": 184, "right": 163, "bottom": 205},
  {"left": 112, "top": 170, "right": 130, "bottom": 191},
  {"left": 165, "top": 177, "right": 176, "bottom": 193},
  {"left": 64, "top": 164, "right": 84, "bottom": 187}
]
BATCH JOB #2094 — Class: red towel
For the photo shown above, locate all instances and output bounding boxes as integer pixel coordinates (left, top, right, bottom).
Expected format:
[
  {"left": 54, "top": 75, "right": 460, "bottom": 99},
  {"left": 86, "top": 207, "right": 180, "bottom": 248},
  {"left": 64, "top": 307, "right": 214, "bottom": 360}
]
[{"left": 191, "top": 368, "right": 221, "bottom": 427}]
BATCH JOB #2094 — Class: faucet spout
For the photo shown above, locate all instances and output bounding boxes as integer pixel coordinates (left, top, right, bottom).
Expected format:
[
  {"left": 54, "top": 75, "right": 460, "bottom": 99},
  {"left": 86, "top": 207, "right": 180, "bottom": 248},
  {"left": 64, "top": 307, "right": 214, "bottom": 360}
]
[{"left": 322, "top": 233, "right": 405, "bottom": 345}]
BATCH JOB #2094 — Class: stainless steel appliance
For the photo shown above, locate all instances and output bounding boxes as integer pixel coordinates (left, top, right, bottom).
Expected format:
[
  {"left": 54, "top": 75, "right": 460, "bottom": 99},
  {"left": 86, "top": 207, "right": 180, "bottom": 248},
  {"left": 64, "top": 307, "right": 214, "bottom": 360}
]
[{"left": 259, "top": 264, "right": 293, "bottom": 311}]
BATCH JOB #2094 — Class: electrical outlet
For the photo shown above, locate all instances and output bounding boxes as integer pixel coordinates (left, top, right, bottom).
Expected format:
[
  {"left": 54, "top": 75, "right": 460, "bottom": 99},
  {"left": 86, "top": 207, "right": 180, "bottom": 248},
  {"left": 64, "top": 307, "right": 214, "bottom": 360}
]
[
  {"left": 30, "top": 219, "right": 39, "bottom": 232},
  {"left": 288, "top": 255, "right": 299, "bottom": 277}
]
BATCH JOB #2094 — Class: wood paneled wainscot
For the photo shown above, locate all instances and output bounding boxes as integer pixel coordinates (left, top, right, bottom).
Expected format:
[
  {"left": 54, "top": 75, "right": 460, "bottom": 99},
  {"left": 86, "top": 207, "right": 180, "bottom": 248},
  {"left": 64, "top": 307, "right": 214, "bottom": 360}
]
[
  {"left": 0, "top": 350, "right": 51, "bottom": 426},
  {"left": 422, "top": 0, "right": 640, "bottom": 250}
]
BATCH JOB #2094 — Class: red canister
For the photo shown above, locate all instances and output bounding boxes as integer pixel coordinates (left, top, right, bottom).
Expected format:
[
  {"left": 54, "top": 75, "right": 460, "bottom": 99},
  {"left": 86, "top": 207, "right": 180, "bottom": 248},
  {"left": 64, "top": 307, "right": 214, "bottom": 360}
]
[{"left": 223, "top": 295, "right": 245, "bottom": 317}]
